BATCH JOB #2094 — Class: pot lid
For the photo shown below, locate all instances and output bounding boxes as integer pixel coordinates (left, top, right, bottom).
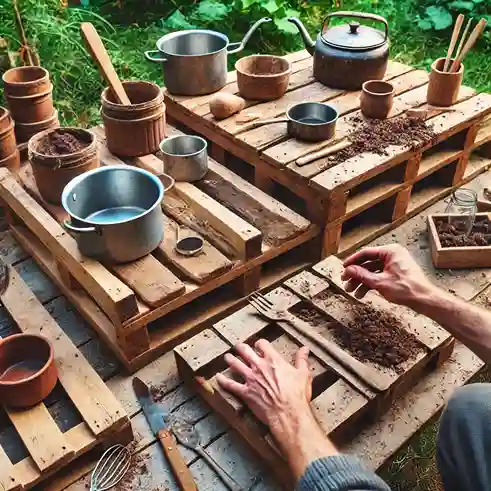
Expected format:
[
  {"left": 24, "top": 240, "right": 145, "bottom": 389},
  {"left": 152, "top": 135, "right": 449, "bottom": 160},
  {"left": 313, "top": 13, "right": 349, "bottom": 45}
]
[{"left": 321, "top": 22, "right": 386, "bottom": 51}]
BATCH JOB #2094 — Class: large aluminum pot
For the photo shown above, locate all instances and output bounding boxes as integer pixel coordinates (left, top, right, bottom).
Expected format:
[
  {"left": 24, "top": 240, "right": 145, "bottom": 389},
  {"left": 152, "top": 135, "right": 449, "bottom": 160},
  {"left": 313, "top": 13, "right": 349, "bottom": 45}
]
[
  {"left": 145, "top": 18, "right": 271, "bottom": 96},
  {"left": 62, "top": 165, "right": 173, "bottom": 263}
]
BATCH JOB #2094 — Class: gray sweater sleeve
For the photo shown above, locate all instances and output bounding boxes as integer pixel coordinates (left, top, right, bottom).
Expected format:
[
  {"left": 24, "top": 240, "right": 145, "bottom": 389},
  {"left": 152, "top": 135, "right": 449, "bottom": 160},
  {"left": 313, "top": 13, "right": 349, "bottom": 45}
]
[{"left": 296, "top": 455, "right": 391, "bottom": 491}]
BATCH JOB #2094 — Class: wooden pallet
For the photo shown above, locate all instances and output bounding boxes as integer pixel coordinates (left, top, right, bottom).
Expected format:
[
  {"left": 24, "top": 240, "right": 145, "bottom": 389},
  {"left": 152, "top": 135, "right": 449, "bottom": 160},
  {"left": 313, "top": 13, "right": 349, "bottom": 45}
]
[
  {"left": 0, "top": 266, "right": 131, "bottom": 491},
  {"left": 174, "top": 255, "right": 454, "bottom": 489},
  {"left": 164, "top": 50, "right": 491, "bottom": 257},
  {"left": 0, "top": 124, "right": 318, "bottom": 372}
]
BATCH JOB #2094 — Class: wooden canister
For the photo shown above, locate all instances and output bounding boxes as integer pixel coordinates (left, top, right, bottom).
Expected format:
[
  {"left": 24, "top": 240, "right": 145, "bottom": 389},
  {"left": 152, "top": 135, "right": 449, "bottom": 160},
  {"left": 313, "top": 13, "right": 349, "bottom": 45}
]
[
  {"left": 0, "top": 108, "right": 17, "bottom": 159},
  {"left": 15, "top": 110, "right": 60, "bottom": 143},
  {"left": 101, "top": 80, "right": 165, "bottom": 157},
  {"left": 427, "top": 57, "right": 464, "bottom": 107},
  {"left": 5, "top": 85, "right": 55, "bottom": 124},
  {"left": 2, "top": 66, "right": 50, "bottom": 97},
  {"left": 29, "top": 127, "right": 100, "bottom": 204}
]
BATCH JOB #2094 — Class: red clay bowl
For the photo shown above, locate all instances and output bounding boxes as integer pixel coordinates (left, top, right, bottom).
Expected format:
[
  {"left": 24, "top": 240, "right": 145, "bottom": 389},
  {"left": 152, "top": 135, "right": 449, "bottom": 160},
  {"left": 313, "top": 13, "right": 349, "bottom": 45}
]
[{"left": 0, "top": 333, "right": 58, "bottom": 408}]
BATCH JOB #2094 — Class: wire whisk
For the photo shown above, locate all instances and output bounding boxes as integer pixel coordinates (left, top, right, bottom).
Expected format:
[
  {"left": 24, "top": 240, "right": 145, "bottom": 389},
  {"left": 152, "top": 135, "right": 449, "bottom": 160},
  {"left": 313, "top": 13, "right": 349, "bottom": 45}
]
[{"left": 90, "top": 444, "right": 131, "bottom": 491}]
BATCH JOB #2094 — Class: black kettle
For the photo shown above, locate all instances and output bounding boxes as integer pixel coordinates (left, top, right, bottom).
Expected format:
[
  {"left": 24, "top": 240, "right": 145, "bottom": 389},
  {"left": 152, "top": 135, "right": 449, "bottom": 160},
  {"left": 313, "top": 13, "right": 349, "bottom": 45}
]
[{"left": 288, "top": 11, "right": 390, "bottom": 90}]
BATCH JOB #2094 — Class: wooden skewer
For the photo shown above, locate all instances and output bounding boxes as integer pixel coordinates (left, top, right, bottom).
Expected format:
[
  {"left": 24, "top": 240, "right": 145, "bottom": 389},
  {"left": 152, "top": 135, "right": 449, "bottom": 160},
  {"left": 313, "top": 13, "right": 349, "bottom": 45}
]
[
  {"left": 454, "top": 18, "right": 473, "bottom": 62},
  {"left": 443, "top": 14, "right": 464, "bottom": 72},
  {"left": 450, "top": 18, "right": 487, "bottom": 73}
]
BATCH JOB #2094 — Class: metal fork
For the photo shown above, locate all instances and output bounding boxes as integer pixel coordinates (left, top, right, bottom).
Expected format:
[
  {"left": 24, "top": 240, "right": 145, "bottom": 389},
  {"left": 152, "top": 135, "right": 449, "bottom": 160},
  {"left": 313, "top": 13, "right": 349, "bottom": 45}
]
[{"left": 247, "top": 291, "right": 390, "bottom": 392}]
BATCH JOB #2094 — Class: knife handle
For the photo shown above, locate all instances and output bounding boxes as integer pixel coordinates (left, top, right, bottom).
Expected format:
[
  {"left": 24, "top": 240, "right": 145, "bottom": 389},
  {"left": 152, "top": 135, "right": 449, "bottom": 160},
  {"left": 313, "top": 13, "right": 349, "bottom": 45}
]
[{"left": 158, "top": 429, "right": 198, "bottom": 491}]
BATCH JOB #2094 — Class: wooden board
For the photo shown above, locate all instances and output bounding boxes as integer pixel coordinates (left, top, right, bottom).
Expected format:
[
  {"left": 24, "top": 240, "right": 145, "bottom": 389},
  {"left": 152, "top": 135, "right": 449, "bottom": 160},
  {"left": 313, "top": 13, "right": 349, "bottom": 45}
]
[
  {"left": 174, "top": 255, "right": 454, "bottom": 488},
  {"left": 0, "top": 268, "right": 131, "bottom": 490},
  {"left": 3, "top": 122, "right": 318, "bottom": 371}
]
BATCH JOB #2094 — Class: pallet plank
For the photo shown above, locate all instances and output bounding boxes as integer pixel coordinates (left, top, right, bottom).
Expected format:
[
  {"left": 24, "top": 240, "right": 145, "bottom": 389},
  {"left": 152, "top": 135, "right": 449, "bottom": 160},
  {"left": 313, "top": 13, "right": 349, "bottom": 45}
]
[
  {"left": 2, "top": 268, "right": 128, "bottom": 437},
  {"left": 155, "top": 215, "right": 233, "bottom": 284},
  {"left": 0, "top": 445, "right": 21, "bottom": 491},
  {"left": 0, "top": 170, "right": 138, "bottom": 325},
  {"left": 112, "top": 254, "right": 185, "bottom": 307}
]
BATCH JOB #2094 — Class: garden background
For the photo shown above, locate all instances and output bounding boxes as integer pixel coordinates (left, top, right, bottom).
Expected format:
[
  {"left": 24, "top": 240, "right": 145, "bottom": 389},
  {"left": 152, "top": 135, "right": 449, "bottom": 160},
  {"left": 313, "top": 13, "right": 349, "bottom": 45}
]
[{"left": 1, "top": 0, "right": 491, "bottom": 489}]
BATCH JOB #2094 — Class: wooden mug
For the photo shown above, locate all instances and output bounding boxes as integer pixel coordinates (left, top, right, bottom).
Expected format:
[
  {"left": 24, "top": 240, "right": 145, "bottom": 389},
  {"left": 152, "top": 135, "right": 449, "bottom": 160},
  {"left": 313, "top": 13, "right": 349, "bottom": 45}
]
[
  {"left": 427, "top": 57, "right": 464, "bottom": 107},
  {"left": 360, "top": 80, "right": 395, "bottom": 119}
]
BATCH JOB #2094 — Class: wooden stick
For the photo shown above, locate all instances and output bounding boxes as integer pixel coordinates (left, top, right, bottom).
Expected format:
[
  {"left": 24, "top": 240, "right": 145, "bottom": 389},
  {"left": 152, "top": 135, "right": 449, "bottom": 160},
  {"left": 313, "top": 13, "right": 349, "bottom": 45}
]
[
  {"left": 450, "top": 18, "right": 487, "bottom": 73},
  {"left": 454, "top": 18, "right": 472, "bottom": 61},
  {"left": 296, "top": 140, "right": 351, "bottom": 166},
  {"left": 443, "top": 14, "right": 464, "bottom": 72}
]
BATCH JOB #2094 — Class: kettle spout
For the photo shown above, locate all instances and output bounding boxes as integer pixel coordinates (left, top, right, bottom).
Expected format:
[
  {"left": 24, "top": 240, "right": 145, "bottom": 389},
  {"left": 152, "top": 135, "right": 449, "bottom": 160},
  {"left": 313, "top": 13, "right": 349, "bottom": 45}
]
[{"left": 287, "top": 18, "right": 315, "bottom": 55}]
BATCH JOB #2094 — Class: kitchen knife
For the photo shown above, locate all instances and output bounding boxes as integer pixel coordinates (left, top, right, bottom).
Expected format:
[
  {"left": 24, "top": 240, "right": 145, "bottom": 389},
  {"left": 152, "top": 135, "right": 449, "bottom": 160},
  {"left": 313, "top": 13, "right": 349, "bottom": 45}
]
[{"left": 132, "top": 377, "right": 198, "bottom": 491}]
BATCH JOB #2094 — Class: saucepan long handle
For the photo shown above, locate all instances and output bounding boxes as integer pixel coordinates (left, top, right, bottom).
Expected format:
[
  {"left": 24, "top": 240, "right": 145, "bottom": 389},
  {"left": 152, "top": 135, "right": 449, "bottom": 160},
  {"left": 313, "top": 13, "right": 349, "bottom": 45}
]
[{"left": 227, "top": 17, "right": 272, "bottom": 54}]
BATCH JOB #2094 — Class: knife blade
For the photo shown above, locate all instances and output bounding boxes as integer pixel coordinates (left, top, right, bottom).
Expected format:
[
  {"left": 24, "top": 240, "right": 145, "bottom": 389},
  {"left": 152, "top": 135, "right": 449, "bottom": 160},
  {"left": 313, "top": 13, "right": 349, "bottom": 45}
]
[{"left": 132, "top": 377, "right": 198, "bottom": 491}]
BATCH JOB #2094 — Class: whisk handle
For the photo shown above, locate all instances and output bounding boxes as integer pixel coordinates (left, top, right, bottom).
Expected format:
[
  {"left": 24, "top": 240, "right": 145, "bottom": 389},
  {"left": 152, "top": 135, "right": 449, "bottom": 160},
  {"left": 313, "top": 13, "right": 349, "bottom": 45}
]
[{"left": 158, "top": 429, "right": 198, "bottom": 491}]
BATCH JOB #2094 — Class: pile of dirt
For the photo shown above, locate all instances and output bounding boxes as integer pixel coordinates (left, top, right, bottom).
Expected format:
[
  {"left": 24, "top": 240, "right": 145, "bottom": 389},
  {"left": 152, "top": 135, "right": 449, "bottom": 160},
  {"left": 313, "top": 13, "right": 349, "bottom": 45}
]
[
  {"left": 38, "top": 129, "right": 90, "bottom": 156},
  {"left": 436, "top": 216, "right": 491, "bottom": 247},
  {"left": 114, "top": 442, "right": 149, "bottom": 491},
  {"left": 325, "top": 115, "right": 437, "bottom": 167},
  {"left": 331, "top": 304, "right": 421, "bottom": 370}
]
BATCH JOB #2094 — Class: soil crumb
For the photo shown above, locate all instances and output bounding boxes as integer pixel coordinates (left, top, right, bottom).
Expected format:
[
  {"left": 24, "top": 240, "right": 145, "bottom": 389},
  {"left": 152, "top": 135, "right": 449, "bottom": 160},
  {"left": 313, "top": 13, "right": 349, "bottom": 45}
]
[
  {"left": 332, "top": 304, "right": 421, "bottom": 370},
  {"left": 324, "top": 115, "right": 436, "bottom": 168},
  {"left": 38, "top": 129, "right": 90, "bottom": 156},
  {"left": 436, "top": 216, "right": 491, "bottom": 247},
  {"left": 114, "top": 442, "right": 149, "bottom": 491}
]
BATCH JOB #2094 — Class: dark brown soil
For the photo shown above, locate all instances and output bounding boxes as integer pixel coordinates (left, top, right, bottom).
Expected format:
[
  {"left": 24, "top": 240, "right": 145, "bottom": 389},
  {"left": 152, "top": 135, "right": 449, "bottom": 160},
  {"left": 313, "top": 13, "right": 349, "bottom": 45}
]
[
  {"left": 114, "top": 442, "right": 149, "bottom": 491},
  {"left": 333, "top": 304, "right": 421, "bottom": 370},
  {"left": 436, "top": 216, "right": 491, "bottom": 247},
  {"left": 38, "top": 129, "right": 91, "bottom": 156},
  {"left": 325, "top": 115, "right": 437, "bottom": 168}
]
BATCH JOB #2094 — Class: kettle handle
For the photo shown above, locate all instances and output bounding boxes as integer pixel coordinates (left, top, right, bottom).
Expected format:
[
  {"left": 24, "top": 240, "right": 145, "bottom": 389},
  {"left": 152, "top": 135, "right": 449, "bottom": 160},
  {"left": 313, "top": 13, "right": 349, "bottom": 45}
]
[{"left": 322, "top": 11, "right": 389, "bottom": 42}]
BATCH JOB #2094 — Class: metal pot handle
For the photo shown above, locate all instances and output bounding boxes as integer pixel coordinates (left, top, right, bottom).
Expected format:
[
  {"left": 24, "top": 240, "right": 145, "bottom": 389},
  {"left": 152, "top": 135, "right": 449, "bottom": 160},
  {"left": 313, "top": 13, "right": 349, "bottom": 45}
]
[
  {"left": 63, "top": 221, "right": 100, "bottom": 234},
  {"left": 145, "top": 50, "right": 168, "bottom": 62},
  {"left": 322, "top": 11, "right": 389, "bottom": 43},
  {"left": 227, "top": 17, "right": 272, "bottom": 54}
]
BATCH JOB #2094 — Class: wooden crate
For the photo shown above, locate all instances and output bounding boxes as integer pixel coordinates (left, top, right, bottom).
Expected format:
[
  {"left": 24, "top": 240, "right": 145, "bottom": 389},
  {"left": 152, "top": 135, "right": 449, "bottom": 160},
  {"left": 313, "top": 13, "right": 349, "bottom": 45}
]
[
  {"left": 428, "top": 212, "right": 491, "bottom": 268},
  {"left": 0, "top": 124, "right": 318, "bottom": 372},
  {"left": 164, "top": 50, "right": 491, "bottom": 257},
  {"left": 0, "top": 266, "right": 131, "bottom": 491},
  {"left": 174, "top": 255, "right": 454, "bottom": 488}
]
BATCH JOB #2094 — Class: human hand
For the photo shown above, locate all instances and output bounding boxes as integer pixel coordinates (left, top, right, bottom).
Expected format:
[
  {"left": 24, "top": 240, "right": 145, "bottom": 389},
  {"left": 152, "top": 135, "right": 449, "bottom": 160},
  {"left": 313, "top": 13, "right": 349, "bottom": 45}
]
[
  {"left": 216, "top": 339, "right": 312, "bottom": 433},
  {"left": 341, "top": 244, "right": 435, "bottom": 307}
]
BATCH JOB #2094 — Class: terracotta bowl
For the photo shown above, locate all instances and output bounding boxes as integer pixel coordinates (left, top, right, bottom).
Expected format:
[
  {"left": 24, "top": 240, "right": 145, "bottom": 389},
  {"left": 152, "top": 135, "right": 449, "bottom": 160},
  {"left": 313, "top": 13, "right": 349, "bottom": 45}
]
[
  {"left": 0, "top": 333, "right": 58, "bottom": 408},
  {"left": 236, "top": 55, "right": 291, "bottom": 101}
]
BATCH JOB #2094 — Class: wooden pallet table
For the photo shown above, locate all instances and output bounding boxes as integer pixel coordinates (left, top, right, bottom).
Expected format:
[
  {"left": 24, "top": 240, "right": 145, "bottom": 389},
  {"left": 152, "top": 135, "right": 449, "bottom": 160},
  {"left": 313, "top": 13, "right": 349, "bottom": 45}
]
[
  {"left": 164, "top": 50, "right": 491, "bottom": 257},
  {"left": 0, "top": 124, "right": 318, "bottom": 372},
  {"left": 174, "top": 255, "right": 455, "bottom": 489},
  {"left": 0, "top": 266, "right": 131, "bottom": 491}
]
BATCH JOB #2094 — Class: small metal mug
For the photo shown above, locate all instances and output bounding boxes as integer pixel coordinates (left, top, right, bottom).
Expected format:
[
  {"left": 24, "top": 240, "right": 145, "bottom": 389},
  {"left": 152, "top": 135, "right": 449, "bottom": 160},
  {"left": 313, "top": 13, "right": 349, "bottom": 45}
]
[{"left": 160, "top": 135, "right": 208, "bottom": 182}]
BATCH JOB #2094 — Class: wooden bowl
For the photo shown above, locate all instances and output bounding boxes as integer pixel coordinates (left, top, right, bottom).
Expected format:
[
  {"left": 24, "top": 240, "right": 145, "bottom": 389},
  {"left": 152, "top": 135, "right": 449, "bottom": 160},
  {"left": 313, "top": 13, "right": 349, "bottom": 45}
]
[
  {"left": 236, "top": 55, "right": 291, "bottom": 101},
  {"left": 0, "top": 333, "right": 58, "bottom": 408}
]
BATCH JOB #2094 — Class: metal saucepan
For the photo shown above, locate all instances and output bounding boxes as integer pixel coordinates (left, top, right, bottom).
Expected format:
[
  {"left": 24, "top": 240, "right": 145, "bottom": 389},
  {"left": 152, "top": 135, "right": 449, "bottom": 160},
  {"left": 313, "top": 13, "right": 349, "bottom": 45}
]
[
  {"left": 235, "top": 102, "right": 338, "bottom": 142},
  {"left": 62, "top": 165, "right": 174, "bottom": 263},
  {"left": 145, "top": 18, "right": 271, "bottom": 96}
]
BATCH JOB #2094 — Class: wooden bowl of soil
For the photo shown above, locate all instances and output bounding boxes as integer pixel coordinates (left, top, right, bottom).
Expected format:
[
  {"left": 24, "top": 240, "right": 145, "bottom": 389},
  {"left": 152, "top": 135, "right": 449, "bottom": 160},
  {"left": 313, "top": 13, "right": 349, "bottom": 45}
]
[
  {"left": 29, "top": 127, "right": 99, "bottom": 204},
  {"left": 0, "top": 333, "right": 57, "bottom": 408},
  {"left": 236, "top": 55, "right": 291, "bottom": 101}
]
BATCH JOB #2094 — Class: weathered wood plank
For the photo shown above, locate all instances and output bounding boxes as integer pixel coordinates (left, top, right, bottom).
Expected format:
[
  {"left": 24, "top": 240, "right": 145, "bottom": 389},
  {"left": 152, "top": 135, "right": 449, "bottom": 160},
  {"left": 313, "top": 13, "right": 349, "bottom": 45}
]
[{"left": 0, "top": 445, "right": 22, "bottom": 491}]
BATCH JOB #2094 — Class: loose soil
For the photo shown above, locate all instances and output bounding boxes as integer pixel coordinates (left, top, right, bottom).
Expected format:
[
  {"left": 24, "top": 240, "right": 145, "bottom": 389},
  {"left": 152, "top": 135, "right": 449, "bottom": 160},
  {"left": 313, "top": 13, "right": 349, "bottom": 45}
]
[
  {"left": 114, "top": 442, "right": 149, "bottom": 491},
  {"left": 436, "top": 216, "right": 491, "bottom": 247},
  {"left": 37, "top": 129, "right": 90, "bottom": 156},
  {"left": 325, "top": 115, "right": 437, "bottom": 167}
]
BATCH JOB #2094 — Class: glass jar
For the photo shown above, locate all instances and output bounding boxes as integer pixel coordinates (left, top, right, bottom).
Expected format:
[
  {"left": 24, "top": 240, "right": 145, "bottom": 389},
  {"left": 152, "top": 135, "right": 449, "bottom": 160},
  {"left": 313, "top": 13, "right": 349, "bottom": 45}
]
[{"left": 444, "top": 188, "right": 477, "bottom": 235}]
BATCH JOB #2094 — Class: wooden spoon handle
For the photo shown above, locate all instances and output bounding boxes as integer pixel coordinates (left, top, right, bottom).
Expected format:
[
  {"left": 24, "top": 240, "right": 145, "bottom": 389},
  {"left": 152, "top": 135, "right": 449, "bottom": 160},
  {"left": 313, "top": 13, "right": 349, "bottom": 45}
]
[
  {"left": 450, "top": 18, "right": 487, "bottom": 73},
  {"left": 443, "top": 14, "right": 464, "bottom": 72},
  {"left": 296, "top": 140, "right": 351, "bottom": 166},
  {"left": 234, "top": 118, "right": 288, "bottom": 135},
  {"left": 80, "top": 22, "right": 131, "bottom": 105}
]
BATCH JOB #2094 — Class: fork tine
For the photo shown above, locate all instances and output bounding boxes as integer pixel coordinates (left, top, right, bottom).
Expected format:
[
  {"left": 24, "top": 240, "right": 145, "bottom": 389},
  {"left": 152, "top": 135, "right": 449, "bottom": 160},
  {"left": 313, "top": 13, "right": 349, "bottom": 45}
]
[
  {"left": 248, "top": 298, "right": 269, "bottom": 316},
  {"left": 249, "top": 292, "right": 272, "bottom": 310},
  {"left": 254, "top": 291, "right": 274, "bottom": 307}
]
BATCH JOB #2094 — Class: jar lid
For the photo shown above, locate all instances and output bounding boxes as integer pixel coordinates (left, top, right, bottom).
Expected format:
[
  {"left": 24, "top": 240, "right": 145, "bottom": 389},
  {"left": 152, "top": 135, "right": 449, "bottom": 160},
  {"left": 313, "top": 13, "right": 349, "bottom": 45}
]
[{"left": 321, "top": 22, "right": 386, "bottom": 51}]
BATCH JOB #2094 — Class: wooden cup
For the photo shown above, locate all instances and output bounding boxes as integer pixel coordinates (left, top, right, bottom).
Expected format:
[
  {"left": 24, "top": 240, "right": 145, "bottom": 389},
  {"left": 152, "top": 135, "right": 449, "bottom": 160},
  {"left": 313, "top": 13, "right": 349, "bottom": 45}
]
[
  {"left": 427, "top": 57, "right": 464, "bottom": 107},
  {"left": 360, "top": 80, "right": 395, "bottom": 119}
]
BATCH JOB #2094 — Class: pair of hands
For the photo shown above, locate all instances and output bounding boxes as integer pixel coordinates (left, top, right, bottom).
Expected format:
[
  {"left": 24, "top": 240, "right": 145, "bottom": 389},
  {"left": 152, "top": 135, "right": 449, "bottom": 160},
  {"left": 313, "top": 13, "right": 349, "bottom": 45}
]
[{"left": 216, "top": 245, "right": 435, "bottom": 457}]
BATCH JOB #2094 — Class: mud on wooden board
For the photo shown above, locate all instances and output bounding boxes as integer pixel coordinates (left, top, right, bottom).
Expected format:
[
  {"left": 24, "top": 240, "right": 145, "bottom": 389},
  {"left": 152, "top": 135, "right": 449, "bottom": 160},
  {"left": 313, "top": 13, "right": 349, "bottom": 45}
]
[{"left": 174, "top": 255, "right": 454, "bottom": 488}]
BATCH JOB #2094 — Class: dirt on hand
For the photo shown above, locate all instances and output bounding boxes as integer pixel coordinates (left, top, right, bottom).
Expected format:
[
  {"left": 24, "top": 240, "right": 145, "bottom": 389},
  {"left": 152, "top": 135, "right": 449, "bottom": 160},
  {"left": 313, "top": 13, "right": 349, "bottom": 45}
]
[
  {"left": 324, "top": 115, "right": 437, "bottom": 167},
  {"left": 38, "top": 129, "right": 91, "bottom": 156},
  {"left": 436, "top": 216, "right": 491, "bottom": 247}
]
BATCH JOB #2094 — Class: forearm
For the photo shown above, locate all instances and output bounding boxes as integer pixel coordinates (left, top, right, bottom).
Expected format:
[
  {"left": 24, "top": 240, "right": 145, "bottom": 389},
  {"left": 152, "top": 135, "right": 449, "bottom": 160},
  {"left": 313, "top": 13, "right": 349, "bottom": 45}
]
[{"left": 409, "top": 285, "right": 491, "bottom": 361}]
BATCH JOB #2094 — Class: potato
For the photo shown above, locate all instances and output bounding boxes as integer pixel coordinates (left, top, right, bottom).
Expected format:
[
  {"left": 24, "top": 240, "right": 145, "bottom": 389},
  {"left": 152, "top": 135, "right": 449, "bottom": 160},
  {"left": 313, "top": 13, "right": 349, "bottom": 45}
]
[{"left": 209, "top": 93, "right": 246, "bottom": 120}]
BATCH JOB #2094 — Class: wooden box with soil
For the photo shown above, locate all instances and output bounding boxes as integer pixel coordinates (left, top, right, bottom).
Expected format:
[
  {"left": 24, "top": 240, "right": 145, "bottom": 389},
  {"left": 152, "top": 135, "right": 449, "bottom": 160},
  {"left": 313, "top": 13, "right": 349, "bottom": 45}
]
[
  {"left": 165, "top": 51, "right": 491, "bottom": 257},
  {"left": 0, "top": 265, "right": 131, "bottom": 491},
  {"left": 174, "top": 255, "right": 454, "bottom": 488},
  {"left": 428, "top": 212, "right": 491, "bottom": 268},
  {"left": 0, "top": 123, "right": 318, "bottom": 372}
]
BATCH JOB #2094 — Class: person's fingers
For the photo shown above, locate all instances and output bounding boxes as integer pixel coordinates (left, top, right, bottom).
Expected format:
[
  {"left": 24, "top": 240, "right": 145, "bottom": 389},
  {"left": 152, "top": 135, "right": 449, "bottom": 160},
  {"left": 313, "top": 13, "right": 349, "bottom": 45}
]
[
  {"left": 224, "top": 353, "right": 253, "bottom": 379},
  {"left": 235, "top": 342, "right": 263, "bottom": 367},
  {"left": 216, "top": 373, "right": 247, "bottom": 398},
  {"left": 295, "top": 346, "right": 310, "bottom": 374},
  {"left": 354, "top": 284, "right": 371, "bottom": 299},
  {"left": 343, "top": 247, "right": 385, "bottom": 268},
  {"left": 254, "top": 339, "right": 279, "bottom": 360},
  {"left": 344, "top": 277, "right": 362, "bottom": 293},
  {"left": 342, "top": 265, "right": 381, "bottom": 290}
]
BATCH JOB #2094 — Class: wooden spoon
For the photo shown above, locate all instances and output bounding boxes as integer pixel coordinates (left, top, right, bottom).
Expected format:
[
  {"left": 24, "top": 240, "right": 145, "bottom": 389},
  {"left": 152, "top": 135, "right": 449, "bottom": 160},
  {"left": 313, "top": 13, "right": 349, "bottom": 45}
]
[
  {"left": 443, "top": 14, "right": 464, "bottom": 72},
  {"left": 450, "top": 18, "right": 487, "bottom": 73},
  {"left": 80, "top": 22, "right": 131, "bottom": 105}
]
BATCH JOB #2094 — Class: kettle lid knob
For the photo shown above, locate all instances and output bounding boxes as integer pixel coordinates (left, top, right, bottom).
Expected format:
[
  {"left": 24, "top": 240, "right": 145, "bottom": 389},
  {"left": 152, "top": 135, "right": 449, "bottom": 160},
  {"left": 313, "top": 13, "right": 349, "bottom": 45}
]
[{"left": 349, "top": 21, "right": 360, "bottom": 34}]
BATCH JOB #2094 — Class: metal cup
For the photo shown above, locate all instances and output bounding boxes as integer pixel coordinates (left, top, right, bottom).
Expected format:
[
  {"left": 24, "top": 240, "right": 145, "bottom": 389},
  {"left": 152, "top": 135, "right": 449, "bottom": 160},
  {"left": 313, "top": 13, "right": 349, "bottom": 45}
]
[{"left": 159, "top": 135, "right": 208, "bottom": 182}]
